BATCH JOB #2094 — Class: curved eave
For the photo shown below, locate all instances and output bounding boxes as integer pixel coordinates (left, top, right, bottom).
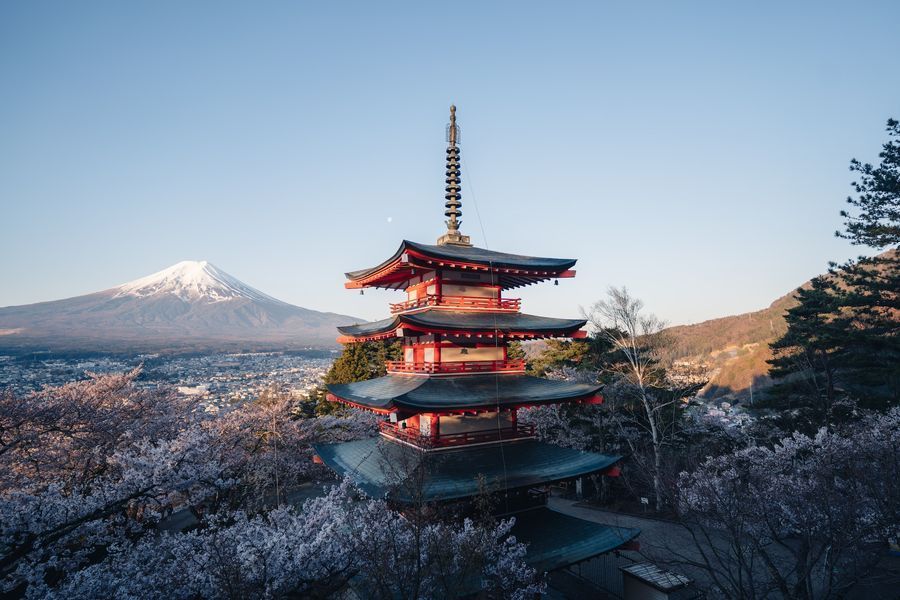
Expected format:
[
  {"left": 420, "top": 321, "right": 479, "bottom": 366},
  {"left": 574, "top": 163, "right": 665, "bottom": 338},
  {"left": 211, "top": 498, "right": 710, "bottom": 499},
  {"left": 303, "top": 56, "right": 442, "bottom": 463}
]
[
  {"left": 337, "top": 315, "right": 400, "bottom": 338},
  {"left": 344, "top": 240, "right": 578, "bottom": 290},
  {"left": 337, "top": 330, "right": 585, "bottom": 344},
  {"left": 327, "top": 389, "right": 602, "bottom": 415},
  {"left": 513, "top": 509, "right": 641, "bottom": 572},
  {"left": 312, "top": 437, "right": 622, "bottom": 503},
  {"left": 337, "top": 311, "right": 587, "bottom": 342},
  {"left": 325, "top": 394, "right": 393, "bottom": 415},
  {"left": 326, "top": 374, "right": 603, "bottom": 414}
]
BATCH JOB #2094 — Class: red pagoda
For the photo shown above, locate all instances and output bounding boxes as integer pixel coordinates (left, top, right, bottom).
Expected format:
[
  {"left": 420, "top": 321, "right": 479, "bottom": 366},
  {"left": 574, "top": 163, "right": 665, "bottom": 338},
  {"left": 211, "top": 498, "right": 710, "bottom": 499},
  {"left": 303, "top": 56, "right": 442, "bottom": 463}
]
[{"left": 314, "top": 106, "right": 639, "bottom": 574}]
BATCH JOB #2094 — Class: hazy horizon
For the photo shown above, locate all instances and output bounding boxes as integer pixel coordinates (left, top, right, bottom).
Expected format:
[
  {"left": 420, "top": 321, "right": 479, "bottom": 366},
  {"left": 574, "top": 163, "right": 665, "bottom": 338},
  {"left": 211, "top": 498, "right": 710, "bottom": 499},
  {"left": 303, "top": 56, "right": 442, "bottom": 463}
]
[
  {"left": 0, "top": 249, "right": 843, "bottom": 326},
  {"left": 2, "top": 1, "right": 898, "bottom": 326}
]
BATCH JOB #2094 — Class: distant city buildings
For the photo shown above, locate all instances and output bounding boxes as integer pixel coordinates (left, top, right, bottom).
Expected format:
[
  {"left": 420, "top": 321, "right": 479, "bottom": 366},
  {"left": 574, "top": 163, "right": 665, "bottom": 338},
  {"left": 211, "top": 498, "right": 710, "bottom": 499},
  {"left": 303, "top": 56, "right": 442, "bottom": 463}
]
[{"left": 0, "top": 352, "right": 334, "bottom": 413}]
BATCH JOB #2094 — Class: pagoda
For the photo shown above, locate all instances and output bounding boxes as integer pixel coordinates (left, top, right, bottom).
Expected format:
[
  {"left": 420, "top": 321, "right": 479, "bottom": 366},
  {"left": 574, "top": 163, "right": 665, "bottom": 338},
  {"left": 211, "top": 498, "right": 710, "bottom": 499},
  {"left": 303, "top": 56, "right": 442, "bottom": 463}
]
[{"left": 314, "top": 106, "right": 639, "bottom": 574}]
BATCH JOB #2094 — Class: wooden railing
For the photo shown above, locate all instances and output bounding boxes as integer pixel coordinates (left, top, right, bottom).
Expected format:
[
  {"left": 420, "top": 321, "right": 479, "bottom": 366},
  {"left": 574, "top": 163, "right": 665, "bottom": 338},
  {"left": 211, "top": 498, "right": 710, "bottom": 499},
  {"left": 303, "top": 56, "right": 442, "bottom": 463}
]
[
  {"left": 385, "top": 359, "right": 526, "bottom": 374},
  {"left": 379, "top": 421, "right": 536, "bottom": 448},
  {"left": 390, "top": 295, "right": 521, "bottom": 313}
]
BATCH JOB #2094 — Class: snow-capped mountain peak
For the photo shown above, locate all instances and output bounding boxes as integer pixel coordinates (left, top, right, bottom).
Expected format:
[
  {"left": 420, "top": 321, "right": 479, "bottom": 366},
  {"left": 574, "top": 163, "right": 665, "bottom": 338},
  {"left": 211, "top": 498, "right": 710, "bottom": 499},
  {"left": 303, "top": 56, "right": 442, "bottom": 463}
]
[
  {"left": 113, "top": 261, "right": 284, "bottom": 304},
  {"left": 0, "top": 260, "right": 361, "bottom": 352}
]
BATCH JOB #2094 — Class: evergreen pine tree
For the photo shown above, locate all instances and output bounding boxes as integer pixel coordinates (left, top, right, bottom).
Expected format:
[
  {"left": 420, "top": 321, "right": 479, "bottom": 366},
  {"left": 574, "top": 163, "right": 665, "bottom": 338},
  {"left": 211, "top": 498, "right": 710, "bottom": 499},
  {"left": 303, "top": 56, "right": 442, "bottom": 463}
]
[
  {"left": 527, "top": 339, "right": 589, "bottom": 377},
  {"left": 369, "top": 340, "right": 402, "bottom": 377},
  {"left": 838, "top": 118, "right": 900, "bottom": 248},
  {"left": 832, "top": 252, "right": 899, "bottom": 407},
  {"left": 325, "top": 342, "right": 372, "bottom": 385},
  {"left": 506, "top": 340, "right": 526, "bottom": 361},
  {"left": 308, "top": 340, "right": 403, "bottom": 415},
  {"left": 769, "top": 118, "right": 900, "bottom": 418},
  {"left": 832, "top": 117, "right": 900, "bottom": 406},
  {"left": 767, "top": 276, "right": 846, "bottom": 424}
]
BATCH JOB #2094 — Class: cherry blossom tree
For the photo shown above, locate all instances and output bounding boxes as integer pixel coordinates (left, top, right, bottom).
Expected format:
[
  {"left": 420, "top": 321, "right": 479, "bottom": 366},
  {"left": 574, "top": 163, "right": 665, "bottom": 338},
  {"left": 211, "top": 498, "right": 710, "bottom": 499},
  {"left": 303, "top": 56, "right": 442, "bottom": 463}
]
[
  {"left": 0, "top": 370, "right": 374, "bottom": 594},
  {"left": 44, "top": 481, "right": 541, "bottom": 600},
  {"left": 518, "top": 366, "right": 614, "bottom": 454},
  {"left": 1, "top": 371, "right": 540, "bottom": 599},
  {"left": 45, "top": 482, "right": 362, "bottom": 599},
  {"left": 676, "top": 409, "right": 900, "bottom": 599},
  {"left": 203, "top": 387, "right": 377, "bottom": 511},
  {"left": 0, "top": 369, "right": 220, "bottom": 592}
]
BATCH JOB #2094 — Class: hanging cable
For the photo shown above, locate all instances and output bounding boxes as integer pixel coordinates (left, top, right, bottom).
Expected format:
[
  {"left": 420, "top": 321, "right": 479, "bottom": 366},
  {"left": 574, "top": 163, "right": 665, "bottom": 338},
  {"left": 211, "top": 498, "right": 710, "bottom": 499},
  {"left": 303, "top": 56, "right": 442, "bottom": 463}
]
[{"left": 461, "top": 152, "right": 510, "bottom": 515}]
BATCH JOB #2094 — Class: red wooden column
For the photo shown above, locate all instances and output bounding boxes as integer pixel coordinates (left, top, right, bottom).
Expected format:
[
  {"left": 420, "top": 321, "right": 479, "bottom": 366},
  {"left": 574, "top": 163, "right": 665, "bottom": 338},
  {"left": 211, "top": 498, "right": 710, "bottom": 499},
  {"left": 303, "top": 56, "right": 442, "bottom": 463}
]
[
  {"left": 431, "top": 414, "right": 440, "bottom": 440},
  {"left": 434, "top": 334, "right": 441, "bottom": 365}
]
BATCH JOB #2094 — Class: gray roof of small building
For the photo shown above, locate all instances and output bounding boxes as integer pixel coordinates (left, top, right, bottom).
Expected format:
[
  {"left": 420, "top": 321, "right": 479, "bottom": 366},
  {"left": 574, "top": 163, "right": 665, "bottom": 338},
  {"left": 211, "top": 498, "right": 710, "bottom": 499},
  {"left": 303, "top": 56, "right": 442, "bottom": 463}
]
[
  {"left": 326, "top": 373, "right": 600, "bottom": 412},
  {"left": 621, "top": 563, "right": 692, "bottom": 591},
  {"left": 514, "top": 508, "right": 641, "bottom": 572},
  {"left": 345, "top": 240, "right": 577, "bottom": 281},
  {"left": 337, "top": 310, "right": 586, "bottom": 338},
  {"left": 312, "top": 437, "right": 621, "bottom": 503}
]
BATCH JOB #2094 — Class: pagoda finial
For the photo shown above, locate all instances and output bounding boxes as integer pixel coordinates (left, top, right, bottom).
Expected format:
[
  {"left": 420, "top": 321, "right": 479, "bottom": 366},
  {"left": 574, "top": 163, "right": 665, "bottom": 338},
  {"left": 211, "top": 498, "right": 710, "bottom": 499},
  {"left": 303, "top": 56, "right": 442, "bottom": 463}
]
[
  {"left": 437, "top": 104, "right": 472, "bottom": 246},
  {"left": 448, "top": 104, "right": 458, "bottom": 145}
]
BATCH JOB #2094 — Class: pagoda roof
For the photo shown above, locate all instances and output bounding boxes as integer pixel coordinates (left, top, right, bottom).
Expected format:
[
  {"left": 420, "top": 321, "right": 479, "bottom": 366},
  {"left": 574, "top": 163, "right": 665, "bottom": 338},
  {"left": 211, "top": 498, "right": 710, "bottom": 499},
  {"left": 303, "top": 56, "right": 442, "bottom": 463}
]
[
  {"left": 312, "top": 437, "right": 620, "bottom": 503},
  {"left": 344, "top": 240, "right": 577, "bottom": 290},
  {"left": 512, "top": 508, "right": 640, "bottom": 572},
  {"left": 326, "top": 373, "right": 601, "bottom": 413},
  {"left": 337, "top": 310, "right": 586, "bottom": 341}
]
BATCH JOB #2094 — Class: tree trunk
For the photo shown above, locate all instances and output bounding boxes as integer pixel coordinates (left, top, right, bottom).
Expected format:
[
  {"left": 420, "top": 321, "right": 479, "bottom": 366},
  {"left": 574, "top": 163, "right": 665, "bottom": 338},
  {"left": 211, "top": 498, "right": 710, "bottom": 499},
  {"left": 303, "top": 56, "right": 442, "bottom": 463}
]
[
  {"left": 653, "top": 441, "right": 663, "bottom": 512},
  {"left": 643, "top": 388, "right": 664, "bottom": 512}
]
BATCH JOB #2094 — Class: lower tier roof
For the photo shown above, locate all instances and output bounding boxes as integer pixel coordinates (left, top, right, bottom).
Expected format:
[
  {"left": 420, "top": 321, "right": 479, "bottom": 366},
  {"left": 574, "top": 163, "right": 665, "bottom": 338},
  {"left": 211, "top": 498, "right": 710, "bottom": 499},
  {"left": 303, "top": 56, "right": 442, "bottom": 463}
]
[
  {"left": 312, "top": 437, "right": 620, "bottom": 503},
  {"left": 326, "top": 373, "right": 601, "bottom": 413},
  {"left": 513, "top": 508, "right": 640, "bottom": 572}
]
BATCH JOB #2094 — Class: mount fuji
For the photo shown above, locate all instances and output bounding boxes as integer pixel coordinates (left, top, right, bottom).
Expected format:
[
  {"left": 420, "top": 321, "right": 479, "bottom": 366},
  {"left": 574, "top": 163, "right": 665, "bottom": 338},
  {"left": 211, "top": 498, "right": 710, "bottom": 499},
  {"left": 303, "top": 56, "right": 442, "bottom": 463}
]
[{"left": 0, "top": 261, "right": 361, "bottom": 353}]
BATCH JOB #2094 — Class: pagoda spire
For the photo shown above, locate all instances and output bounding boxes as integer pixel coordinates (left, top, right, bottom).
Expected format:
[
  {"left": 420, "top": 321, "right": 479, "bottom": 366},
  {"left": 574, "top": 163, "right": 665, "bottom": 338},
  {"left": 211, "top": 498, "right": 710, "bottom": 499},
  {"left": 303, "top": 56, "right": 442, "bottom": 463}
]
[{"left": 437, "top": 104, "right": 472, "bottom": 246}]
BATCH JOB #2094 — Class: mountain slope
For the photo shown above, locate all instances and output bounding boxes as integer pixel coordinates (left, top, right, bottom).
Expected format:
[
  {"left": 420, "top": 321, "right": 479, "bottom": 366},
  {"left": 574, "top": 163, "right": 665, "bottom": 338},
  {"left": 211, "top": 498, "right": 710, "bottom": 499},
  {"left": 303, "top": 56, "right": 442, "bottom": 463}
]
[
  {"left": 663, "top": 249, "right": 897, "bottom": 401},
  {"left": 662, "top": 290, "right": 798, "bottom": 401},
  {"left": 0, "top": 261, "right": 360, "bottom": 353}
]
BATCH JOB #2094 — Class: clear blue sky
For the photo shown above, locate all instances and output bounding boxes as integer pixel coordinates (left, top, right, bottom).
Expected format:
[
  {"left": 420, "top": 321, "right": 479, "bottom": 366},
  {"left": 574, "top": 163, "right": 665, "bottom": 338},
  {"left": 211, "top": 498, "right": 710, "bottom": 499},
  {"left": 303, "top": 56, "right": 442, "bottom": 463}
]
[{"left": 1, "top": 1, "right": 898, "bottom": 325}]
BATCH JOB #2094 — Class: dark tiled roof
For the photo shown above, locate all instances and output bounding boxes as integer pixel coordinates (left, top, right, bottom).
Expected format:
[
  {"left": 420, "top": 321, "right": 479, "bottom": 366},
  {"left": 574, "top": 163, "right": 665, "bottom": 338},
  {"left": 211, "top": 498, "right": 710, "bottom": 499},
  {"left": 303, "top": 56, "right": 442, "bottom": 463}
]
[
  {"left": 406, "top": 241, "right": 577, "bottom": 270},
  {"left": 326, "top": 373, "right": 600, "bottom": 411},
  {"left": 337, "top": 310, "right": 586, "bottom": 337},
  {"left": 345, "top": 240, "right": 577, "bottom": 281},
  {"left": 514, "top": 508, "right": 641, "bottom": 572},
  {"left": 312, "top": 437, "right": 620, "bottom": 502},
  {"left": 337, "top": 315, "right": 398, "bottom": 337}
]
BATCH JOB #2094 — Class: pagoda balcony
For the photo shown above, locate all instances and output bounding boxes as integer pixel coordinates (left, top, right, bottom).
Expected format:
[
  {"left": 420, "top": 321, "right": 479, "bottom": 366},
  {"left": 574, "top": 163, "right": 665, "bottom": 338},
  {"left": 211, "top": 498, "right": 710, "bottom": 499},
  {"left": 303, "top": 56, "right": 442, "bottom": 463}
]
[
  {"left": 389, "top": 295, "right": 521, "bottom": 313},
  {"left": 379, "top": 421, "right": 536, "bottom": 449},
  {"left": 385, "top": 359, "right": 526, "bottom": 375}
]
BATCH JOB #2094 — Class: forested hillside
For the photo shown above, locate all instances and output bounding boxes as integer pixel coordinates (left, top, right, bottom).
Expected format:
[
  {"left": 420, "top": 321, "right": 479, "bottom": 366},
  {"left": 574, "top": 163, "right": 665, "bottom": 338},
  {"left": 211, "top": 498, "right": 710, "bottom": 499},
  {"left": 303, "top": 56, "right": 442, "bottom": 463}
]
[
  {"left": 662, "top": 247, "right": 897, "bottom": 402},
  {"left": 661, "top": 288, "right": 798, "bottom": 400}
]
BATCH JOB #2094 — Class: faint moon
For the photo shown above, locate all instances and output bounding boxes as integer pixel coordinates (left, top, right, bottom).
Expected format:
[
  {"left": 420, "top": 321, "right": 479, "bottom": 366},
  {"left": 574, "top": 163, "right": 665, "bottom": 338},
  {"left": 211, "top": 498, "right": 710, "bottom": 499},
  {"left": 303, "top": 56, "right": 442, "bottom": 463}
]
[{"left": 386, "top": 216, "right": 393, "bottom": 223}]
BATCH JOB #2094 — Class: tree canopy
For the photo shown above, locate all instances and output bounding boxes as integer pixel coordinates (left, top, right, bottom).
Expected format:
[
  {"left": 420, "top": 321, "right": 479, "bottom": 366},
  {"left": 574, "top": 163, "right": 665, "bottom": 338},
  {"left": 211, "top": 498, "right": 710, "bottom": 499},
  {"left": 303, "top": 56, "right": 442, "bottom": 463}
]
[
  {"left": 838, "top": 118, "right": 900, "bottom": 248},
  {"left": 769, "top": 118, "right": 900, "bottom": 422}
]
